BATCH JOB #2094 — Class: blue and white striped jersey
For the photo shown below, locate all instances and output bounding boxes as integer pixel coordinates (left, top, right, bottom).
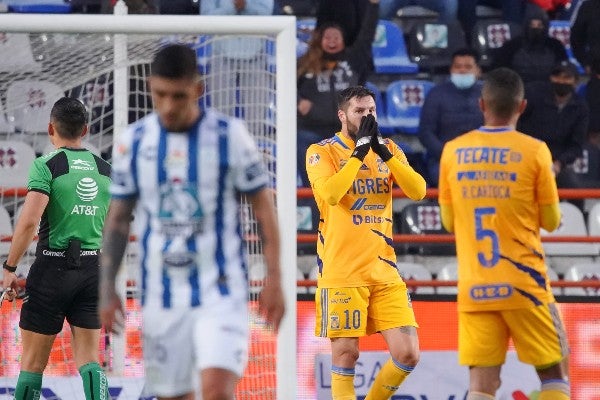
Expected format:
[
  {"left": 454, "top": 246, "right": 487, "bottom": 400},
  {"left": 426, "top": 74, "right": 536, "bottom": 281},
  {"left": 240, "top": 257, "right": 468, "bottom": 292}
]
[{"left": 110, "top": 109, "right": 269, "bottom": 309}]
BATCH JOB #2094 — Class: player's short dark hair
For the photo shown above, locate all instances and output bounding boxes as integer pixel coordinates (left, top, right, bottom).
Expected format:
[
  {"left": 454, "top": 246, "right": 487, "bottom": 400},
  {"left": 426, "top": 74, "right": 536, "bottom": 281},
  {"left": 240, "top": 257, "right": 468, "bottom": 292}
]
[
  {"left": 338, "top": 86, "right": 375, "bottom": 111},
  {"left": 50, "top": 97, "right": 88, "bottom": 140},
  {"left": 482, "top": 67, "right": 524, "bottom": 120},
  {"left": 452, "top": 48, "right": 480, "bottom": 64},
  {"left": 151, "top": 43, "right": 199, "bottom": 80}
]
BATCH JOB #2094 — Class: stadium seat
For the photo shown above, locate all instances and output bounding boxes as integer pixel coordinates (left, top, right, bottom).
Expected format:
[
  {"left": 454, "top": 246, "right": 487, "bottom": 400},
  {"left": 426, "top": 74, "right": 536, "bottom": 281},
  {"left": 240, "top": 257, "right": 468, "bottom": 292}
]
[
  {"left": 297, "top": 18, "right": 316, "bottom": 45},
  {"left": 541, "top": 202, "right": 600, "bottom": 274},
  {"left": 7, "top": 1, "right": 72, "bottom": 13},
  {"left": 436, "top": 261, "right": 458, "bottom": 294},
  {"left": 5, "top": 79, "right": 64, "bottom": 153},
  {"left": 0, "top": 205, "right": 12, "bottom": 259},
  {"left": 385, "top": 79, "right": 434, "bottom": 135},
  {"left": 408, "top": 21, "right": 467, "bottom": 73},
  {"left": 471, "top": 20, "right": 521, "bottom": 68},
  {"left": 0, "top": 33, "right": 41, "bottom": 73},
  {"left": 0, "top": 140, "right": 36, "bottom": 188},
  {"left": 398, "top": 200, "right": 455, "bottom": 256},
  {"left": 563, "top": 262, "right": 600, "bottom": 296},
  {"left": 297, "top": 268, "right": 308, "bottom": 294},
  {"left": 297, "top": 197, "right": 319, "bottom": 255},
  {"left": 372, "top": 20, "right": 418, "bottom": 75},
  {"left": 307, "top": 264, "right": 319, "bottom": 295},
  {"left": 364, "top": 81, "right": 393, "bottom": 135},
  {"left": 546, "top": 266, "right": 562, "bottom": 296},
  {"left": 247, "top": 260, "right": 266, "bottom": 295},
  {"left": 396, "top": 261, "right": 434, "bottom": 294},
  {"left": 548, "top": 20, "right": 585, "bottom": 74},
  {"left": 587, "top": 201, "right": 600, "bottom": 237}
]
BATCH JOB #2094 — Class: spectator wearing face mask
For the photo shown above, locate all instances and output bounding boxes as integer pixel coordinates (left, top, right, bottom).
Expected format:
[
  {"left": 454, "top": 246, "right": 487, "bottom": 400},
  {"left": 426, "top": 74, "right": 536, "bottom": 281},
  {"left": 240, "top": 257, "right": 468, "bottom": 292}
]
[
  {"left": 418, "top": 48, "right": 484, "bottom": 187},
  {"left": 492, "top": 5, "right": 568, "bottom": 83},
  {"left": 518, "top": 61, "right": 589, "bottom": 194}
]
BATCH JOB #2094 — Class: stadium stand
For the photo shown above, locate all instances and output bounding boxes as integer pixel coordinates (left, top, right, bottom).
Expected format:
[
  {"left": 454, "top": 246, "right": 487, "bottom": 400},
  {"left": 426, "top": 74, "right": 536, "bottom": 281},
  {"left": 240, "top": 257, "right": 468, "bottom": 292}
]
[
  {"left": 398, "top": 200, "right": 455, "bottom": 256},
  {"left": 372, "top": 19, "right": 418, "bottom": 75},
  {"left": 5, "top": 80, "right": 64, "bottom": 153},
  {"left": 541, "top": 201, "right": 600, "bottom": 275},
  {"left": 385, "top": 78, "right": 434, "bottom": 135},
  {"left": 563, "top": 262, "right": 600, "bottom": 296},
  {"left": 365, "top": 81, "right": 394, "bottom": 135},
  {"left": 587, "top": 201, "right": 600, "bottom": 237},
  {"left": 470, "top": 19, "right": 521, "bottom": 68},
  {"left": 407, "top": 21, "right": 467, "bottom": 74},
  {"left": 0, "top": 204, "right": 12, "bottom": 259},
  {"left": 396, "top": 261, "right": 434, "bottom": 294},
  {"left": 548, "top": 19, "right": 585, "bottom": 73},
  {"left": 0, "top": 32, "right": 41, "bottom": 73},
  {"left": 0, "top": 141, "right": 36, "bottom": 188},
  {"left": 436, "top": 260, "right": 458, "bottom": 294}
]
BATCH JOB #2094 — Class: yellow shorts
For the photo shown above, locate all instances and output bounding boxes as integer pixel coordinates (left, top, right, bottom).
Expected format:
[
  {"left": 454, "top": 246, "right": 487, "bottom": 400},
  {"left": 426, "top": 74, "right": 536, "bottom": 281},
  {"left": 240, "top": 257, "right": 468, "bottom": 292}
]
[
  {"left": 315, "top": 282, "right": 418, "bottom": 338},
  {"left": 459, "top": 303, "right": 569, "bottom": 369}
]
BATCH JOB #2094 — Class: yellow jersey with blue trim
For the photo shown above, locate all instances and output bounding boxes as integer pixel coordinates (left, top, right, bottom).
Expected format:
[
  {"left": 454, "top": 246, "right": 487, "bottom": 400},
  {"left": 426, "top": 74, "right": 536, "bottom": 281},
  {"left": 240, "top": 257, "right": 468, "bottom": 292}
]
[
  {"left": 306, "top": 132, "right": 407, "bottom": 288},
  {"left": 438, "top": 127, "right": 559, "bottom": 311}
]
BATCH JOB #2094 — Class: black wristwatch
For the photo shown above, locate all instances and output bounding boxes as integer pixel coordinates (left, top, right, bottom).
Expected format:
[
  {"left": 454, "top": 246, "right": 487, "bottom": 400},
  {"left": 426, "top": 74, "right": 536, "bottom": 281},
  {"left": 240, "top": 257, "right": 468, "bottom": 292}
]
[{"left": 2, "top": 260, "right": 17, "bottom": 273}]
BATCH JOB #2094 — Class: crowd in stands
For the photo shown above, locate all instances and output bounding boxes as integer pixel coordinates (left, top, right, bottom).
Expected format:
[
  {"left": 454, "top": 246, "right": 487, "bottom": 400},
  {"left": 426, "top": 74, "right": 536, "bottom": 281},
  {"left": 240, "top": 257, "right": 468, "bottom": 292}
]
[{"left": 1, "top": 0, "right": 598, "bottom": 192}]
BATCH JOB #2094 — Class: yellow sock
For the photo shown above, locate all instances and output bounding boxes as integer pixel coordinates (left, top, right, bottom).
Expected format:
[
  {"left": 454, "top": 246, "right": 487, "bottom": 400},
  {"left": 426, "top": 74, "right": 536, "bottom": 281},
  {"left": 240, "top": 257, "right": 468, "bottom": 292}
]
[
  {"left": 539, "top": 379, "right": 570, "bottom": 400},
  {"left": 365, "top": 358, "right": 413, "bottom": 400},
  {"left": 331, "top": 365, "right": 355, "bottom": 400}
]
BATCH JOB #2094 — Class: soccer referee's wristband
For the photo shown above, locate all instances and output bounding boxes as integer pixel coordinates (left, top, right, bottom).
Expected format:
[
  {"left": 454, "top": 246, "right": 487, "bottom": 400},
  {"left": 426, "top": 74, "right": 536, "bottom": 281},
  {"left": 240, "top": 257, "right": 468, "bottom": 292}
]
[{"left": 2, "top": 261, "right": 17, "bottom": 273}]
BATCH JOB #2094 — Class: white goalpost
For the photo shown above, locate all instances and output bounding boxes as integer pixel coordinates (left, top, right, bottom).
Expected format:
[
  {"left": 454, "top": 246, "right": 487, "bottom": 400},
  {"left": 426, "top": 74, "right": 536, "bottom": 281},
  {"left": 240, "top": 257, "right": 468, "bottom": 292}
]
[{"left": 0, "top": 3, "right": 297, "bottom": 399}]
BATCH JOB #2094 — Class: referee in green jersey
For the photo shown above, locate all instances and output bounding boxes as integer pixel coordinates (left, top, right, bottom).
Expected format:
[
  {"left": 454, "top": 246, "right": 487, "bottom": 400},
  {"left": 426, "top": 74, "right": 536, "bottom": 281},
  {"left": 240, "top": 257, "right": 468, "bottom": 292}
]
[{"left": 2, "top": 97, "right": 111, "bottom": 400}]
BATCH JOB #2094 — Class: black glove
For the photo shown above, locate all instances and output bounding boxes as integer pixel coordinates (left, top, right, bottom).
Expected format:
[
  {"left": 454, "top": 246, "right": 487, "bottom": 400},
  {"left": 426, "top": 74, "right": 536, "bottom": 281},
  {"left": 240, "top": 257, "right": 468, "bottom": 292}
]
[
  {"left": 351, "top": 115, "right": 377, "bottom": 161},
  {"left": 370, "top": 130, "right": 393, "bottom": 162}
]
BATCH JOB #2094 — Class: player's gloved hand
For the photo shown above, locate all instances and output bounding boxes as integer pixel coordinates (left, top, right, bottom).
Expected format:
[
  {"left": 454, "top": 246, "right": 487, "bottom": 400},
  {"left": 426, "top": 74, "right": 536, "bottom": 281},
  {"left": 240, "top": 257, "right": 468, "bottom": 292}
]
[
  {"left": 351, "top": 114, "right": 377, "bottom": 161},
  {"left": 370, "top": 129, "right": 393, "bottom": 162}
]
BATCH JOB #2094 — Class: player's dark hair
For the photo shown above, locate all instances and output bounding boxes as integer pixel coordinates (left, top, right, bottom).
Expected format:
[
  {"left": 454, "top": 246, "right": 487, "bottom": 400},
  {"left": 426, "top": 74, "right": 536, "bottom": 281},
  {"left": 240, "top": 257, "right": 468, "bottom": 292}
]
[
  {"left": 151, "top": 44, "right": 199, "bottom": 80},
  {"left": 50, "top": 97, "right": 88, "bottom": 140},
  {"left": 338, "top": 86, "right": 375, "bottom": 111},
  {"left": 482, "top": 68, "right": 524, "bottom": 120}
]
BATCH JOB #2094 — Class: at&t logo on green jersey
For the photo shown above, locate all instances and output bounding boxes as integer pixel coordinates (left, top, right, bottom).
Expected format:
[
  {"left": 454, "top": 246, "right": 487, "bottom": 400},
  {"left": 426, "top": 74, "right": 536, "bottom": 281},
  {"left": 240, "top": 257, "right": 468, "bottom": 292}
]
[{"left": 71, "top": 177, "right": 100, "bottom": 215}]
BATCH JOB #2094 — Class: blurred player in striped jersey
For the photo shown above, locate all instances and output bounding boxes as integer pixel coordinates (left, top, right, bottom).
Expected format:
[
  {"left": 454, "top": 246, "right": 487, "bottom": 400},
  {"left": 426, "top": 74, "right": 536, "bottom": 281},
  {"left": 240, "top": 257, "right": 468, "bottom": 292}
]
[
  {"left": 306, "top": 85, "right": 426, "bottom": 400},
  {"left": 438, "top": 68, "right": 570, "bottom": 400},
  {"left": 98, "top": 44, "right": 285, "bottom": 400}
]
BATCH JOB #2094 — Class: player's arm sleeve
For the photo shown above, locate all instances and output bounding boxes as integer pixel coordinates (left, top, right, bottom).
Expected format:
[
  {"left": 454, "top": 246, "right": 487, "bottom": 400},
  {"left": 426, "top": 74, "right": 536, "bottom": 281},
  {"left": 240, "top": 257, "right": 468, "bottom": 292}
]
[
  {"left": 306, "top": 144, "right": 362, "bottom": 206},
  {"left": 110, "top": 126, "right": 138, "bottom": 199},
  {"left": 535, "top": 143, "right": 561, "bottom": 232},
  {"left": 230, "top": 119, "right": 270, "bottom": 193},
  {"left": 27, "top": 157, "right": 52, "bottom": 195},
  {"left": 386, "top": 142, "right": 426, "bottom": 201},
  {"left": 438, "top": 143, "right": 454, "bottom": 232}
]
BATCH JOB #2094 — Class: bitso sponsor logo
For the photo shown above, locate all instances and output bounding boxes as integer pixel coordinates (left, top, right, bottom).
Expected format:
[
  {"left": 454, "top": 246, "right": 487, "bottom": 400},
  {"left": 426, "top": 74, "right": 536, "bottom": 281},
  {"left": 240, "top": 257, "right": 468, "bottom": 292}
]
[{"left": 76, "top": 177, "right": 98, "bottom": 202}]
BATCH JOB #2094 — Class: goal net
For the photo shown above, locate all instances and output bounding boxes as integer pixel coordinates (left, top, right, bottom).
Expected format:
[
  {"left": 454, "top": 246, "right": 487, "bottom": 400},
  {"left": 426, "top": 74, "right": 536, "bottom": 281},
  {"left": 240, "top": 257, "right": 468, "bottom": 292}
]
[{"left": 0, "top": 6, "right": 297, "bottom": 399}]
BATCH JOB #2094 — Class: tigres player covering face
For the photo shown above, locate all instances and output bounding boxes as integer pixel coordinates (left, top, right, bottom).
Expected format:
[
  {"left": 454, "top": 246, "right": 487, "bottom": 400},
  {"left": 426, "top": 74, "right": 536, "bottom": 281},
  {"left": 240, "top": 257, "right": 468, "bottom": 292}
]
[
  {"left": 306, "top": 85, "right": 426, "bottom": 400},
  {"left": 438, "top": 68, "right": 570, "bottom": 400}
]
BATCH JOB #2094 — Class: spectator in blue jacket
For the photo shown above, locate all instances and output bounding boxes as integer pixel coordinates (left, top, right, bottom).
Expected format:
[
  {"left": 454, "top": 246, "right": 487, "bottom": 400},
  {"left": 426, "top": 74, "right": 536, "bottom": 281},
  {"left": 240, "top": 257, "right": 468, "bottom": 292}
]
[{"left": 418, "top": 48, "right": 483, "bottom": 187}]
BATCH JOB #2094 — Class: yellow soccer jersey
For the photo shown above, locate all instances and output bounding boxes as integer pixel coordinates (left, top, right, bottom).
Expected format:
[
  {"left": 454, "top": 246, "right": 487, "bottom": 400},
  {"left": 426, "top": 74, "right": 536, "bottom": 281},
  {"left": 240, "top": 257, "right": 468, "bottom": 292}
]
[
  {"left": 439, "top": 127, "right": 559, "bottom": 311},
  {"left": 306, "top": 132, "right": 408, "bottom": 288}
]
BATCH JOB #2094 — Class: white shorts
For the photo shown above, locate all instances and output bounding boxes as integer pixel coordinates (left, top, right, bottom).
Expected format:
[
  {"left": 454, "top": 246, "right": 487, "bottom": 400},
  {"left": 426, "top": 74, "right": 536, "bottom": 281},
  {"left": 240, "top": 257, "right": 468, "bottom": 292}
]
[{"left": 141, "top": 297, "right": 249, "bottom": 397}]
